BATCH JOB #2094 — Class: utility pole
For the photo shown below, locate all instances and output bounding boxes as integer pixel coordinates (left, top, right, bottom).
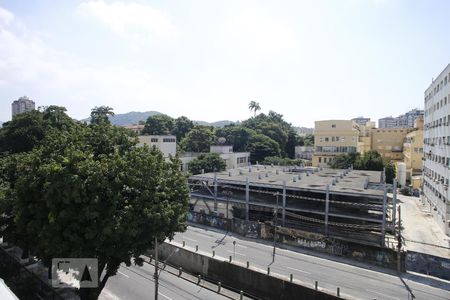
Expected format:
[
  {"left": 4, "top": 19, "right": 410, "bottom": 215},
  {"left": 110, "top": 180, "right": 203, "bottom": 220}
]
[
  {"left": 397, "top": 205, "right": 402, "bottom": 273},
  {"left": 154, "top": 237, "right": 159, "bottom": 300},
  {"left": 272, "top": 192, "right": 279, "bottom": 263},
  {"left": 233, "top": 240, "right": 236, "bottom": 260}
]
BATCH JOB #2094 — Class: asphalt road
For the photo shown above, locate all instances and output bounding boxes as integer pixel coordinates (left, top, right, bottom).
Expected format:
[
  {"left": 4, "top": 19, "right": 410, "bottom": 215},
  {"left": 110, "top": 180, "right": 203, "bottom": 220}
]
[
  {"left": 171, "top": 226, "right": 450, "bottom": 300},
  {"left": 100, "top": 261, "right": 231, "bottom": 300}
]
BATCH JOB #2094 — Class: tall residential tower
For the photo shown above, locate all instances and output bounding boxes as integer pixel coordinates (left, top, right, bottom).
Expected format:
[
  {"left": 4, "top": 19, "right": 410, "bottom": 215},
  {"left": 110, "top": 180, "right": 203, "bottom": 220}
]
[
  {"left": 11, "top": 96, "right": 35, "bottom": 117},
  {"left": 423, "top": 63, "right": 450, "bottom": 235}
]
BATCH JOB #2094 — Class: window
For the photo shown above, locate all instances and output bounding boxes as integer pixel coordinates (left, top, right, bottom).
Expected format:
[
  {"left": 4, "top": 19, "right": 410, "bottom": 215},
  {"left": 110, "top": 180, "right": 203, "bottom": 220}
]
[
  {"left": 151, "top": 138, "right": 158, "bottom": 142},
  {"left": 318, "top": 157, "right": 322, "bottom": 163},
  {"left": 325, "top": 137, "right": 329, "bottom": 142},
  {"left": 331, "top": 124, "right": 336, "bottom": 128},
  {"left": 163, "top": 138, "right": 176, "bottom": 143}
]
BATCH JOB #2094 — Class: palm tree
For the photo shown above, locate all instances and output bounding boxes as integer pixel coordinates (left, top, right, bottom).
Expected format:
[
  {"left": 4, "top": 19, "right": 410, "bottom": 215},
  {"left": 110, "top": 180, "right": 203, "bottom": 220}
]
[{"left": 248, "top": 101, "right": 261, "bottom": 117}]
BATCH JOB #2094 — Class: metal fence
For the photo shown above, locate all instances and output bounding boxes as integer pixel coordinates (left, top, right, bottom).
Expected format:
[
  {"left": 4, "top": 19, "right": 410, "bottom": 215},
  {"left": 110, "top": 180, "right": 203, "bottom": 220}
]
[{"left": 0, "top": 246, "right": 64, "bottom": 300}]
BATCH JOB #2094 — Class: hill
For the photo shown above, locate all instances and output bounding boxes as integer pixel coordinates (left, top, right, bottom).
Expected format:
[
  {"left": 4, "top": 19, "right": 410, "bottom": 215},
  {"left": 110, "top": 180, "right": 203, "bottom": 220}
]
[{"left": 82, "top": 111, "right": 234, "bottom": 128}]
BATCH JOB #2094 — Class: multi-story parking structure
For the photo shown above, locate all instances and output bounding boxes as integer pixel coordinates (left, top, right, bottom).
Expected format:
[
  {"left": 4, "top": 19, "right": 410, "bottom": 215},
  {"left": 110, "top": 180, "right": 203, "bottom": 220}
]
[{"left": 189, "top": 165, "right": 396, "bottom": 247}]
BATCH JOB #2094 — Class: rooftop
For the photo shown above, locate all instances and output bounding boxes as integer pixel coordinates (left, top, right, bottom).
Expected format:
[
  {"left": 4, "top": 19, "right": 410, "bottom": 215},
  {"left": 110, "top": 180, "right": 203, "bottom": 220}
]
[{"left": 190, "top": 165, "right": 385, "bottom": 197}]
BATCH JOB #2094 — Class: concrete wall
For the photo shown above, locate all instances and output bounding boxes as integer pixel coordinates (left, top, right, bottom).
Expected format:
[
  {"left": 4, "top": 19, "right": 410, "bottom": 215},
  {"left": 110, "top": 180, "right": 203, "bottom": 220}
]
[
  {"left": 154, "top": 243, "right": 342, "bottom": 300},
  {"left": 187, "top": 212, "right": 405, "bottom": 271},
  {"left": 406, "top": 251, "right": 450, "bottom": 280}
]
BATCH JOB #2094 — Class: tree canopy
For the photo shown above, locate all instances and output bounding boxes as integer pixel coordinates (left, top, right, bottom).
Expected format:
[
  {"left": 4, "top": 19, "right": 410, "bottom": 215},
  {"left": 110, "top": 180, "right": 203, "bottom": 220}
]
[
  {"left": 188, "top": 153, "right": 226, "bottom": 175},
  {"left": 328, "top": 150, "right": 396, "bottom": 184},
  {"left": 142, "top": 114, "right": 174, "bottom": 135},
  {"left": 180, "top": 125, "right": 215, "bottom": 153},
  {"left": 0, "top": 106, "right": 190, "bottom": 299}
]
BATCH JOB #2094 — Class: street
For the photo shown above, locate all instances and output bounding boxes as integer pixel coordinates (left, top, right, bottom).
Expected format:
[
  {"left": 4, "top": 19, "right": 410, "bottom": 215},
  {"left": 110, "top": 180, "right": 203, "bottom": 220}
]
[
  {"left": 171, "top": 225, "right": 450, "bottom": 300},
  {"left": 100, "top": 260, "right": 233, "bottom": 300}
]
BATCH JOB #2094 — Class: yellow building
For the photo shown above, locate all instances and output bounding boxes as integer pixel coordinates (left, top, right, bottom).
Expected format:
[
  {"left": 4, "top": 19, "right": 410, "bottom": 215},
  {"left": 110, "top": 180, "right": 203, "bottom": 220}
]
[
  {"left": 370, "top": 127, "right": 414, "bottom": 162},
  {"left": 312, "top": 120, "right": 359, "bottom": 167},
  {"left": 402, "top": 117, "right": 424, "bottom": 183}
]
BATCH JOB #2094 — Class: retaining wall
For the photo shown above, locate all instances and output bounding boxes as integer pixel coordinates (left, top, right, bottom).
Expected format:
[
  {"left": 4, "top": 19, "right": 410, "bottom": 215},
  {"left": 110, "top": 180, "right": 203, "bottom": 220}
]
[
  {"left": 406, "top": 251, "right": 450, "bottom": 280},
  {"left": 153, "top": 242, "right": 342, "bottom": 300}
]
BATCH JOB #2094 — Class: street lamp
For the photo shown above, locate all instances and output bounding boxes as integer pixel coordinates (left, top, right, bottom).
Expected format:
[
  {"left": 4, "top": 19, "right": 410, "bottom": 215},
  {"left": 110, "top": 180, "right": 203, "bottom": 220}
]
[{"left": 272, "top": 192, "right": 279, "bottom": 263}]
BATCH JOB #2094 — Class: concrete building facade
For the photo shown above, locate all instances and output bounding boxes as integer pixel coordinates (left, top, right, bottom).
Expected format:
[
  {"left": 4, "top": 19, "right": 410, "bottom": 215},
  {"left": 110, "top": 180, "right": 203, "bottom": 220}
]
[
  {"left": 370, "top": 128, "right": 414, "bottom": 162},
  {"left": 180, "top": 145, "right": 250, "bottom": 172},
  {"left": 402, "top": 117, "right": 424, "bottom": 185},
  {"left": 312, "top": 120, "right": 359, "bottom": 167},
  {"left": 423, "top": 63, "right": 450, "bottom": 235},
  {"left": 378, "top": 109, "right": 424, "bottom": 128},
  {"left": 137, "top": 135, "right": 177, "bottom": 158},
  {"left": 351, "top": 116, "right": 371, "bottom": 126},
  {"left": 294, "top": 146, "right": 314, "bottom": 160},
  {"left": 11, "top": 96, "right": 35, "bottom": 117}
]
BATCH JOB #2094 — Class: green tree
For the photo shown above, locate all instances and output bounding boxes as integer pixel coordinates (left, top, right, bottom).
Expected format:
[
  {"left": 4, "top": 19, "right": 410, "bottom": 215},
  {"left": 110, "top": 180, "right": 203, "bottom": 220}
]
[
  {"left": 354, "top": 150, "right": 384, "bottom": 171},
  {"left": 4, "top": 117, "right": 189, "bottom": 299},
  {"left": 247, "top": 134, "right": 280, "bottom": 164},
  {"left": 328, "top": 152, "right": 360, "bottom": 169},
  {"left": 188, "top": 153, "right": 226, "bottom": 175},
  {"left": 303, "top": 134, "right": 314, "bottom": 146},
  {"left": 172, "top": 116, "right": 194, "bottom": 141},
  {"left": 142, "top": 114, "right": 174, "bottom": 135},
  {"left": 262, "top": 156, "right": 302, "bottom": 166},
  {"left": 215, "top": 125, "right": 257, "bottom": 152},
  {"left": 180, "top": 125, "right": 214, "bottom": 153},
  {"left": 385, "top": 160, "right": 396, "bottom": 184},
  {"left": 90, "top": 106, "right": 114, "bottom": 125}
]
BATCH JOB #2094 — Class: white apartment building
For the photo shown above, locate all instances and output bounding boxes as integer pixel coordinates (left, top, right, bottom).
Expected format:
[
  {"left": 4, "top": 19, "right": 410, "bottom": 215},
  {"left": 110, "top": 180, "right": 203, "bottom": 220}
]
[
  {"left": 423, "top": 63, "right": 450, "bottom": 235},
  {"left": 137, "top": 135, "right": 177, "bottom": 158},
  {"left": 180, "top": 145, "right": 250, "bottom": 172}
]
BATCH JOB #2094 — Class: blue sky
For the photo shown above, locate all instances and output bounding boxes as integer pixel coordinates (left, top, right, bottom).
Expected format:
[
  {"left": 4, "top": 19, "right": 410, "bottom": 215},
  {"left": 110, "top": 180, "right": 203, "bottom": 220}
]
[{"left": 0, "top": 0, "right": 449, "bottom": 127}]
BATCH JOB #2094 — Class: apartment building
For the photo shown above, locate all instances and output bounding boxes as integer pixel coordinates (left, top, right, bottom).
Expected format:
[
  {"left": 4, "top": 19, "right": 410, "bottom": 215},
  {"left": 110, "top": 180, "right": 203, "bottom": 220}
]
[
  {"left": 312, "top": 120, "right": 359, "bottom": 167},
  {"left": 403, "top": 117, "right": 424, "bottom": 187},
  {"left": 180, "top": 145, "right": 250, "bottom": 171},
  {"left": 423, "top": 63, "right": 450, "bottom": 235},
  {"left": 295, "top": 145, "right": 314, "bottom": 160},
  {"left": 378, "top": 109, "right": 424, "bottom": 128},
  {"left": 137, "top": 135, "right": 177, "bottom": 158},
  {"left": 351, "top": 116, "right": 371, "bottom": 126},
  {"left": 371, "top": 127, "right": 414, "bottom": 162},
  {"left": 11, "top": 96, "right": 35, "bottom": 117}
]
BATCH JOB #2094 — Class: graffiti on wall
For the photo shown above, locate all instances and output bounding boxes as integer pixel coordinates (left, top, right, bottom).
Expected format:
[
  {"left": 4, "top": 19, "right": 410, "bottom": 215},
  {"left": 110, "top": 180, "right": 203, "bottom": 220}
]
[
  {"left": 187, "top": 211, "right": 229, "bottom": 230},
  {"left": 406, "top": 251, "right": 450, "bottom": 280}
]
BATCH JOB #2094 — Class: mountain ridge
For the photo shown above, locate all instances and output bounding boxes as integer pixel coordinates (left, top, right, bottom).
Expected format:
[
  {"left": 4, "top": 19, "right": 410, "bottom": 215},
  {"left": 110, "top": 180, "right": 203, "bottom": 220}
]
[{"left": 82, "top": 111, "right": 235, "bottom": 128}]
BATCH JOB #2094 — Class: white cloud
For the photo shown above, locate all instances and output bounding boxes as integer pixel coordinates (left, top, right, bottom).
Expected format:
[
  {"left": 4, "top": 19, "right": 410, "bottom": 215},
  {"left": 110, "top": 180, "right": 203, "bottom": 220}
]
[
  {"left": 78, "top": 1, "right": 176, "bottom": 40},
  {"left": 0, "top": 5, "right": 180, "bottom": 121},
  {"left": 0, "top": 6, "right": 14, "bottom": 27}
]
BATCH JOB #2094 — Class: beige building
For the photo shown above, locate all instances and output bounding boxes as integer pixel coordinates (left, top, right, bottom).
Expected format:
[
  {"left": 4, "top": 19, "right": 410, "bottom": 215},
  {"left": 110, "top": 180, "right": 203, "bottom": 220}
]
[
  {"left": 402, "top": 117, "right": 424, "bottom": 183},
  {"left": 370, "top": 127, "right": 414, "bottom": 162},
  {"left": 312, "top": 120, "right": 359, "bottom": 167}
]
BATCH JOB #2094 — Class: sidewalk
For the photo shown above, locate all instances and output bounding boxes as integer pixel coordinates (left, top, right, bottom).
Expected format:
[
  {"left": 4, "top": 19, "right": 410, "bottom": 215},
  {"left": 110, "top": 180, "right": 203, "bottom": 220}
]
[{"left": 394, "top": 193, "right": 450, "bottom": 258}]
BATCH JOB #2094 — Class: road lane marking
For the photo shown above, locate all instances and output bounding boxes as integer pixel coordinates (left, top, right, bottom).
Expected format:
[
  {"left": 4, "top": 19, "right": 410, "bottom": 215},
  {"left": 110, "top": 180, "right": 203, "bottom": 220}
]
[
  {"left": 236, "top": 244, "right": 248, "bottom": 249},
  {"left": 366, "top": 289, "right": 400, "bottom": 300},
  {"left": 117, "top": 271, "right": 130, "bottom": 278},
  {"left": 285, "top": 266, "right": 311, "bottom": 274},
  {"left": 192, "top": 231, "right": 214, "bottom": 239},
  {"left": 159, "top": 292, "right": 173, "bottom": 300},
  {"left": 226, "top": 250, "right": 247, "bottom": 257},
  {"left": 182, "top": 237, "right": 198, "bottom": 242}
]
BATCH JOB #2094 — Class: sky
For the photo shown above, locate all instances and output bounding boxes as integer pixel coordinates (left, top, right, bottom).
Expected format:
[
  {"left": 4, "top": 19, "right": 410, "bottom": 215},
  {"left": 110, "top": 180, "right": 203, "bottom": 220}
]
[{"left": 0, "top": 0, "right": 449, "bottom": 127}]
